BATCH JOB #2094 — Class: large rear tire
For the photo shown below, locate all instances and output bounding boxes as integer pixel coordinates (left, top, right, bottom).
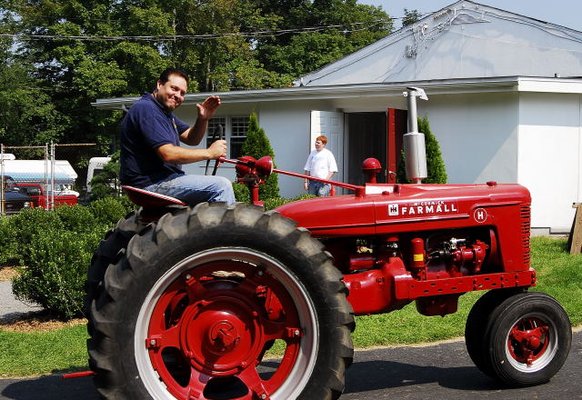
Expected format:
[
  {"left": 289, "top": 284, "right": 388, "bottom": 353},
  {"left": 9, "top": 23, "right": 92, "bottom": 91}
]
[
  {"left": 84, "top": 210, "right": 145, "bottom": 315},
  {"left": 87, "top": 203, "right": 354, "bottom": 400}
]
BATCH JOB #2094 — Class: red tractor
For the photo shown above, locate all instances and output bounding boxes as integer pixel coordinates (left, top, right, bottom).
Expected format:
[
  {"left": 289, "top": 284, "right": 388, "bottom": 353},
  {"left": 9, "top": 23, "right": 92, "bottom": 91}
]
[
  {"left": 84, "top": 90, "right": 571, "bottom": 399},
  {"left": 85, "top": 154, "right": 572, "bottom": 400}
]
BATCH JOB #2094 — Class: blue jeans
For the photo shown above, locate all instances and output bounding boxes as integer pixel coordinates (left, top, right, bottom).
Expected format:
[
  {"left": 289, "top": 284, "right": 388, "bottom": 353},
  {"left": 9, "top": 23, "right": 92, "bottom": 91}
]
[
  {"left": 145, "top": 174, "right": 235, "bottom": 205},
  {"left": 308, "top": 181, "right": 331, "bottom": 197}
]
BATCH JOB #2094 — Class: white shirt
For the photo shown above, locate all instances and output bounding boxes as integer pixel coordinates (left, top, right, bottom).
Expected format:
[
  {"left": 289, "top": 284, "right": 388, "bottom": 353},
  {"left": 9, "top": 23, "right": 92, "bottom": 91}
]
[{"left": 304, "top": 148, "right": 338, "bottom": 179}]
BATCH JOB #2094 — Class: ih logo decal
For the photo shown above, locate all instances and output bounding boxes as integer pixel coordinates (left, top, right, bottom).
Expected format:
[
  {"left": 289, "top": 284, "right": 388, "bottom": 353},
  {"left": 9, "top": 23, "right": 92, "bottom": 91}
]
[
  {"left": 388, "top": 201, "right": 459, "bottom": 217},
  {"left": 473, "top": 208, "right": 488, "bottom": 223},
  {"left": 388, "top": 204, "right": 399, "bottom": 216}
]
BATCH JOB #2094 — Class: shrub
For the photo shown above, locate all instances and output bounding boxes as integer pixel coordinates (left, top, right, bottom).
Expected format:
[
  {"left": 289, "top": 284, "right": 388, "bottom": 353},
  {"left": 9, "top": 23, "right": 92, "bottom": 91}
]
[
  {"left": 0, "top": 209, "right": 60, "bottom": 267},
  {"left": 0, "top": 217, "right": 20, "bottom": 266},
  {"left": 7, "top": 208, "right": 64, "bottom": 267},
  {"left": 5, "top": 199, "right": 133, "bottom": 320},
  {"left": 54, "top": 204, "right": 97, "bottom": 234},
  {"left": 241, "top": 113, "right": 280, "bottom": 199},
  {"left": 12, "top": 226, "right": 102, "bottom": 320},
  {"left": 232, "top": 182, "right": 251, "bottom": 203},
  {"left": 397, "top": 115, "right": 447, "bottom": 184},
  {"left": 89, "top": 151, "right": 121, "bottom": 201},
  {"left": 89, "top": 195, "right": 134, "bottom": 226}
]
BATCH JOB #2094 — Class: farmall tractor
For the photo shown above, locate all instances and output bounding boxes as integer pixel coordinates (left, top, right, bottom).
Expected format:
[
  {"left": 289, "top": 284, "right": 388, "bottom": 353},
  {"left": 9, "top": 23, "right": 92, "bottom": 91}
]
[{"left": 85, "top": 89, "right": 572, "bottom": 399}]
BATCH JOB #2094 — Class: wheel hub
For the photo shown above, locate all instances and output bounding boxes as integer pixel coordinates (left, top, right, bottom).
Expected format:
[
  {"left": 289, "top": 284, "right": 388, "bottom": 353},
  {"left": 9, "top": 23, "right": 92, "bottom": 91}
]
[
  {"left": 180, "top": 297, "right": 263, "bottom": 375},
  {"left": 209, "top": 320, "right": 240, "bottom": 352},
  {"left": 508, "top": 319, "right": 550, "bottom": 365}
]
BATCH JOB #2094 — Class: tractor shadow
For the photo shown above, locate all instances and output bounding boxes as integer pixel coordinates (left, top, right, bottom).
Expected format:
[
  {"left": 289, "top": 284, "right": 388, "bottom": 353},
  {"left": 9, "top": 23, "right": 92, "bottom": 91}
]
[
  {"left": 0, "top": 374, "right": 99, "bottom": 400},
  {"left": 344, "top": 339, "right": 504, "bottom": 394},
  {"left": 344, "top": 359, "right": 501, "bottom": 394}
]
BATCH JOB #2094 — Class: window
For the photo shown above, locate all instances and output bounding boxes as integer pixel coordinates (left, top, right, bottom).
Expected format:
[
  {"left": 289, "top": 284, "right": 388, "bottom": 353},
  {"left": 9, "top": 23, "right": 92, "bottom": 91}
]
[
  {"left": 230, "top": 116, "right": 249, "bottom": 159},
  {"left": 206, "top": 116, "right": 249, "bottom": 159}
]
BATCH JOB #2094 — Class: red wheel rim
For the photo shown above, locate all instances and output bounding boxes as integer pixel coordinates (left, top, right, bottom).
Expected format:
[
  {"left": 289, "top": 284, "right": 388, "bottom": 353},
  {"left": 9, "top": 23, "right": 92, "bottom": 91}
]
[
  {"left": 506, "top": 316, "right": 551, "bottom": 366},
  {"left": 142, "top": 254, "right": 312, "bottom": 400}
]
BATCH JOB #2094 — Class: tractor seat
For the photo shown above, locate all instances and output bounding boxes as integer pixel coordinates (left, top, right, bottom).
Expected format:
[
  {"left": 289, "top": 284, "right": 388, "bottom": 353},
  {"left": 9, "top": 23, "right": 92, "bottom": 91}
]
[{"left": 122, "top": 185, "right": 186, "bottom": 208}]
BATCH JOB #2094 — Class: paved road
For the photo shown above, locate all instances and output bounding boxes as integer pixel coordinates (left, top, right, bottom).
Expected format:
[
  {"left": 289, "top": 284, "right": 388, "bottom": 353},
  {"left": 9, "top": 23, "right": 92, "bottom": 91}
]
[{"left": 1, "top": 330, "right": 580, "bottom": 400}]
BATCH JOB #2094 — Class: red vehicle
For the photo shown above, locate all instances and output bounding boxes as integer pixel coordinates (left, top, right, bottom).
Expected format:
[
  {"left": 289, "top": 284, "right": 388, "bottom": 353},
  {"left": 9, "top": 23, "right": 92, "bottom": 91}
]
[
  {"left": 82, "top": 150, "right": 572, "bottom": 400},
  {"left": 16, "top": 182, "right": 78, "bottom": 209}
]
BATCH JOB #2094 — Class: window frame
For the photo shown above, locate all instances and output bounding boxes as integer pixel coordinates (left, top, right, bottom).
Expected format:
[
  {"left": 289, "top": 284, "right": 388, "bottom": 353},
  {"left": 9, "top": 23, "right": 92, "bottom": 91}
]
[{"left": 206, "top": 115, "right": 249, "bottom": 159}]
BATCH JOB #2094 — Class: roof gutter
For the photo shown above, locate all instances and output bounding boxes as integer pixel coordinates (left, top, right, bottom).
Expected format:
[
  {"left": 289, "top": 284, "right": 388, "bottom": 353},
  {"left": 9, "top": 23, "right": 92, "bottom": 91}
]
[{"left": 92, "top": 76, "right": 582, "bottom": 110}]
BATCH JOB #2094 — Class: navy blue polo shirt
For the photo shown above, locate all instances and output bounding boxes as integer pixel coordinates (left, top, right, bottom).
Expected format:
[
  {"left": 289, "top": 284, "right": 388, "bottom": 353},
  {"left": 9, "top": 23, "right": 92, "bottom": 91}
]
[{"left": 120, "top": 93, "right": 190, "bottom": 188}]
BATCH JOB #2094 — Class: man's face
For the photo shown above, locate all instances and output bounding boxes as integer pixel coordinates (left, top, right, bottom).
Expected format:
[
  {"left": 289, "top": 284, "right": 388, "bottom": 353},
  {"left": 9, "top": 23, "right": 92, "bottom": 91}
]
[
  {"left": 155, "top": 74, "right": 188, "bottom": 111},
  {"left": 314, "top": 139, "right": 325, "bottom": 151}
]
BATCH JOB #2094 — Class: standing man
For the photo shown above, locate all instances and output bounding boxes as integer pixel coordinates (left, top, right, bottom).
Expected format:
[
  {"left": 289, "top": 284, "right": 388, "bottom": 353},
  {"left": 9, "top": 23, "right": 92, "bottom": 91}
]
[
  {"left": 120, "top": 67, "right": 235, "bottom": 205},
  {"left": 303, "top": 135, "right": 338, "bottom": 196}
]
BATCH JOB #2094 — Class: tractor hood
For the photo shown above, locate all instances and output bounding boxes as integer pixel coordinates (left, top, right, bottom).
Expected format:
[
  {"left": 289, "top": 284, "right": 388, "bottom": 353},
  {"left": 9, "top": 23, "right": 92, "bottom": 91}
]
[{"left": 275, "top": 182, "right": 531, "bottom": 238}]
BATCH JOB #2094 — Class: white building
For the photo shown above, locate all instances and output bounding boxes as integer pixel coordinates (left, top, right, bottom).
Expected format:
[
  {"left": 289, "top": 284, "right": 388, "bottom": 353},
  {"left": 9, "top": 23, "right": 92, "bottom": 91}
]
[{"left": 95, "top": 0, "right": 582, "bottom": 234}]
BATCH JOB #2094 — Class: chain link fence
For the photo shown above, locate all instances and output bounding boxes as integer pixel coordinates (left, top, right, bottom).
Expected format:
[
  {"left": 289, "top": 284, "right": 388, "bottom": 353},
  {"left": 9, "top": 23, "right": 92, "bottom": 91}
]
[{"left": 0, "top": 142, "right": 96, "bottom": 215}]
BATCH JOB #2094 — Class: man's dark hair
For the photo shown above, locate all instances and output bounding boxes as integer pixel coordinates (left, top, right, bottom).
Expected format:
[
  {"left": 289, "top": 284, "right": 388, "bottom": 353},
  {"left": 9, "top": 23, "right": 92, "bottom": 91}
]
[{"left": 158, "top": 67, "right": 190, "bottom": 85}]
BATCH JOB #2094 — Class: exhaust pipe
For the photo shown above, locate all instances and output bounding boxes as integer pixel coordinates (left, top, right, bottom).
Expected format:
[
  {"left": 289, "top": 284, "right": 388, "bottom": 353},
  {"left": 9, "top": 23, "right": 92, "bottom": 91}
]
[{"left": 403, "top": 87, "right": 428, "bottom": 183}]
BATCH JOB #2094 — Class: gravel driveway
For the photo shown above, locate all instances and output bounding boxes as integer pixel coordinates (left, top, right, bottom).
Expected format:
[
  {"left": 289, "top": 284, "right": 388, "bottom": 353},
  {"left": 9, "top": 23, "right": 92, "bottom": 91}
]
[{"left": 0, "top": 280, "right": 42, "bottom": 323}]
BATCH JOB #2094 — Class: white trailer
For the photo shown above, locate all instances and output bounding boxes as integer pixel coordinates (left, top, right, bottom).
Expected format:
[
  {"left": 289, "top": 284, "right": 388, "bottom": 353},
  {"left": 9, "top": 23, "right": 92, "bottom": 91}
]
[
  {"left": 0, "top": 159, "right": 78, "bottom": 185},
  {"left": 86, "top": 156, "right": 112, "bottom": 193}
]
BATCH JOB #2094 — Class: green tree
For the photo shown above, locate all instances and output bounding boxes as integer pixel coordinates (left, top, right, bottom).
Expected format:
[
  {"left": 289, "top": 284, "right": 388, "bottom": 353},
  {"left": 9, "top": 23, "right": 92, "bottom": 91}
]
[
  {"left": 258, "top": 0, "right": 392, "bottom": 77},
  {"left": 164, "top": 0, "right": 289, "bottom": 91},
  {"left": 0, "top": 13, "right": 65, "bottom": 149},
  {"left": 397, "top": 116, "right": 447, "bottom": 184},
  {"left": 9, "top": 0, "right": 169, "bottom": 160},
  {"left": 4, "top": 0, "right": 394, "bottom": 164},
  {"left": 240, "top": 112, "right": 279, "bottom": 199},
  {"left": 403, "top": 8, "right": 422, "bottom": 27},
  {"left": 0, "top": 58, "right": 66, "bottom": 149}
]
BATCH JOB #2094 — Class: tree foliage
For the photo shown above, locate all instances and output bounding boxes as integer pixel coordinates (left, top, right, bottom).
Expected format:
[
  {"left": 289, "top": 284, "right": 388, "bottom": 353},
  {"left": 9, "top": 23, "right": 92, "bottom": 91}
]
[
  {"left": 397, "top": 116, "right": 448, "bottom": 184},
  {"left": 240, "top": 112, "right": 279, "bottom": 199},
  {"left": 0, "top": 0, "right": 392, "bottom": 176},
  {"left": 403, "top": 8, "right": 422, "bottom": 27}
]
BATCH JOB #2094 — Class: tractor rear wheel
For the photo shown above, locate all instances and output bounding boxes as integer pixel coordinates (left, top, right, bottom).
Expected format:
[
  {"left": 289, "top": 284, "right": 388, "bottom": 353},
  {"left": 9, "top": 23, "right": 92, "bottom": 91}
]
[
  {"left": 84, "top": 210, "right": 145, "bottom": 315},
  {"left": 87, "top": 202, "right": 354, "bottom": 400}
]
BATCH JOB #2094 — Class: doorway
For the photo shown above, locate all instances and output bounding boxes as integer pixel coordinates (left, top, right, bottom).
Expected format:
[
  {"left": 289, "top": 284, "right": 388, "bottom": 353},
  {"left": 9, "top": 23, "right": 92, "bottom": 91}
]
[{"left": 346, "top": 112, "right": 387, "bottom": 185}]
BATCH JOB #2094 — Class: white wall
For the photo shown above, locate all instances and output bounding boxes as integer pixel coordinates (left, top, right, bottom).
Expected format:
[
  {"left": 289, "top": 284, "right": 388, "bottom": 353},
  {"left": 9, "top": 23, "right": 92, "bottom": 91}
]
[
  {"left": 175, "top": 99, "right": 334, "bottom": 198},
  {"left": 420, "top": 92, "right": 519, "bottom": 183},
  {"left": 171, "top": 90, "right": 582, "bottom": 232},
  {"left": 259, "top": 101, "right": 339, "bottom": 197},
  {"left": 518, "top": 93, "right": 582, "bottom": 232}
]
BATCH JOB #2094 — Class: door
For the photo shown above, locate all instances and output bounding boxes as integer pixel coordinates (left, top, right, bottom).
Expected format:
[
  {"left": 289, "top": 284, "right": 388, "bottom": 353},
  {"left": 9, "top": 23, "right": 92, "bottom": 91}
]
[{"left": 310, "top": 111, "right": 344, "bottom": 184}]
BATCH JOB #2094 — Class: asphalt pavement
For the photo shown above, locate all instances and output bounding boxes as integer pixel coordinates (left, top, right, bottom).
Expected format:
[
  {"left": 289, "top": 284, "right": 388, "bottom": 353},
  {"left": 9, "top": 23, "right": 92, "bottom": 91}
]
[
  {"left": 0, "top": 329, "right": 580, "bottom": 400},
  {"left": 1, "top": 280, "right": 581, "bottom": 399}
]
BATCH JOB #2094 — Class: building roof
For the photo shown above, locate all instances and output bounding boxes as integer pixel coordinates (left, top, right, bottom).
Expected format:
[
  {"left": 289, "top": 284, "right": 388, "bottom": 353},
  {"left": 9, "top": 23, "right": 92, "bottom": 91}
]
[
  {"left": 93, "top": 0, "right": 582, "bottom": 110},
  {"left": 297, "top": 0, "right": 582, "bottom": 87}
]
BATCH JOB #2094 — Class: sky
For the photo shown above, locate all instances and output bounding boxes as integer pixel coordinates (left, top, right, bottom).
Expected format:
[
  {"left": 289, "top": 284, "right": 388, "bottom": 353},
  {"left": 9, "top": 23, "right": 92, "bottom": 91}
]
[{"left": 360, "top": 0, "right": 582, "bottom": 32}]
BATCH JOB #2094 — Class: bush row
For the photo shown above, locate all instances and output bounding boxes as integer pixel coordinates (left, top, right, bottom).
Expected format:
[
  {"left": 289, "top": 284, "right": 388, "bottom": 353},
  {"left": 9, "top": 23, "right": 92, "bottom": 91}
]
[
  {"left": 0, "top": 197, "right": 134, "bottom": 320},
  {"left": 0, "top": 192, "right": 310, "bottom": 321}
]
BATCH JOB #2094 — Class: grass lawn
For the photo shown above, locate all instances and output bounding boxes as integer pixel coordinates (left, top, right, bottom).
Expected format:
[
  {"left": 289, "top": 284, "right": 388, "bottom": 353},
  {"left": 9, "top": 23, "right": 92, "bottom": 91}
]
[{"left": 0, "top": 236, "right": 580, "bottom": 378}]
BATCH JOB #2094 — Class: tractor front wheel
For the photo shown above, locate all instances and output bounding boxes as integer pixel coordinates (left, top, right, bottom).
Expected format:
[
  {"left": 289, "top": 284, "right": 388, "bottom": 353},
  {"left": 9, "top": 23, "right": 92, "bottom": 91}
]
[
  {"left": 473, "top": 291, "right": 571, "bottom": 387},
  {"left": 465, "top": 288, "right": 524, "bottom": 377}
]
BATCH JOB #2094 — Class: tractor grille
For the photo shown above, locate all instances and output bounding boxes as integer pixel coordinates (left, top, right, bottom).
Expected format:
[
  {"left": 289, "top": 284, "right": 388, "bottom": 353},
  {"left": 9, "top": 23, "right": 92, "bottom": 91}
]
[{"left": 521, "top": 205, "right": 531, "bottom": 266}]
